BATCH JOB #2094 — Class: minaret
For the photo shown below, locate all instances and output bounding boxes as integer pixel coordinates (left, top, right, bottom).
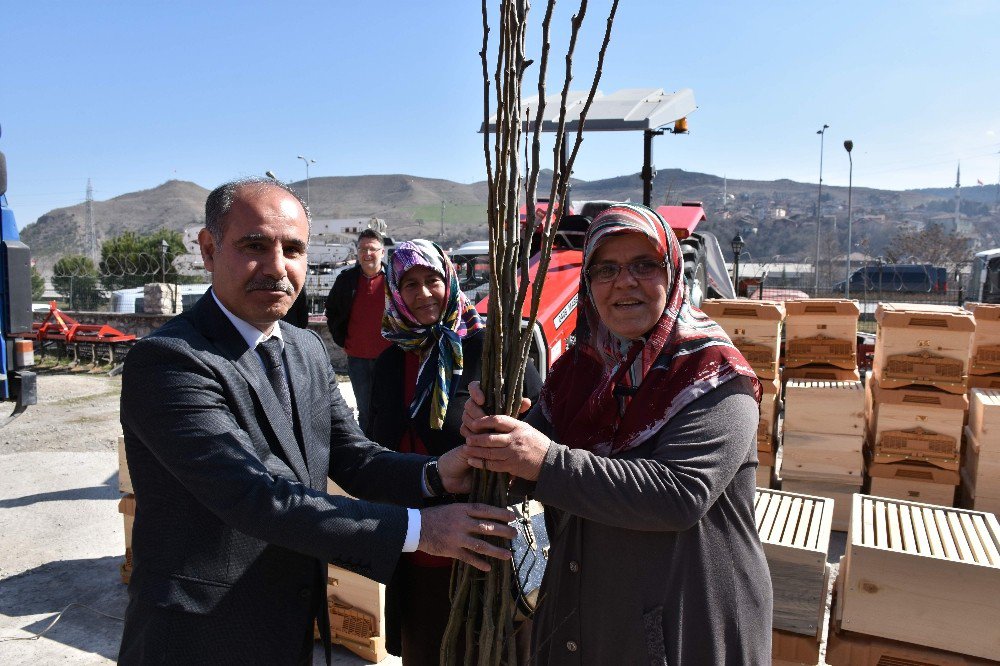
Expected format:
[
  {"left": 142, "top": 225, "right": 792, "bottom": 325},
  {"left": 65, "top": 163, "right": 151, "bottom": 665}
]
[{"left": 953, "top": 162, "right": 962, "bottom": 232}]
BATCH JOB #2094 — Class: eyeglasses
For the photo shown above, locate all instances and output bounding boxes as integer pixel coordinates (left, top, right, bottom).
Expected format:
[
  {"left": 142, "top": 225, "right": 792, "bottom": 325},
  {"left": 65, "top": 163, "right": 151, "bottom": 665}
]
[{"left": 586, "top": 260, "right": 668, "bottom": 284}]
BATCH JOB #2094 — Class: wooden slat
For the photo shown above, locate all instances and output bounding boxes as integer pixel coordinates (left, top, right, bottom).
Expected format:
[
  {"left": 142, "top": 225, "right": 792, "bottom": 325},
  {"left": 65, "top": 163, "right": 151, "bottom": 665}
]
[
  {"left": 947, "top": 511, "right": 974, "bottom": 562},
  {"left": 898, "top": 501, "right": 916, "bottom": 554},
  {"left": 785, "top": 496, "right": 803, "bottom": 546},
  {"left": 760, "top": 490, "right": 781, "bottom": 541},
  {"left": 886, "top": 502, "right": 903, "bottom": 551},
  {"left": 909, "top": 504, "right": 930, "bottom": 556},
  {"left": 754, "top": 491, "right": 769, "bottom": 530},
  {"left": 972, "top": 514, "right": 1000, "bottom": 566},
  {"left": 773, "top": 492, "right": 793, "bottom": 543},
  {"left": 960, "top": 512, "right": 989, "bottom": 565},
  {"left": 807, "top": 498, "right": 825, "bottom": 550},
  {"left": 934, "top": 509, "right": 959, "bottom": 560},
  {"left": 874, "top": 500, "right": 888, "bottom": 549},
  {"left": 792, "top": 498, "right": 812, "bottom": 548},
  {"left": 862, "top": 497, "right": 875, "bottom": 545},
  {"left": 922, "top": 506, "right": 944, "bottom": 558}
]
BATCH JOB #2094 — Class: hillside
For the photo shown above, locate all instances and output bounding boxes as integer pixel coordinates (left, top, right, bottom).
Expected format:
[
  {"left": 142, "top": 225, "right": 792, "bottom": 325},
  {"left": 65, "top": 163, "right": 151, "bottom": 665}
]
[{"left": 21, "top": 170, "right": 1000, "bottom": 273}]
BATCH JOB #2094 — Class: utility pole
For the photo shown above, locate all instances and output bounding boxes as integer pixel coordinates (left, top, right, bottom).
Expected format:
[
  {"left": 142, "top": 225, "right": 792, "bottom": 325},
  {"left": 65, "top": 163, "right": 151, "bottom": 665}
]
[
  {"left": 86, "top": 178, "right": 97, "bottom": 263},
  {"left": 440, "top": 201, "right": 446, "bottom": 239}
]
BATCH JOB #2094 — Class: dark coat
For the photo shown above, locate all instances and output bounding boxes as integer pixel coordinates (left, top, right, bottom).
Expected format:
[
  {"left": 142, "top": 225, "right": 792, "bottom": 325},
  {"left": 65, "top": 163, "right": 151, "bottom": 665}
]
[
  {"left": 324, "top": 264, "right": 361, "bottom": 348},
  {"left": 366, "top": 329, "right": 542, "bottom": 456},
  {"left": 118, "top": 292, "right": 428, "bottom": 665},
  {"left": 366, "top": 329, "right": 543, "bottom": 657},
  {"left": 526, "top": 376, "right": 772, "bottom": 665}
]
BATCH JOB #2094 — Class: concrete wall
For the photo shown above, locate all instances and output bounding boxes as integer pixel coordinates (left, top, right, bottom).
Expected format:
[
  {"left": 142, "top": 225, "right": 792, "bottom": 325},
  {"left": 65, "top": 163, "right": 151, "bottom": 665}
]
[{"left": 41, "top": 311, "right": 349, "bottom": 372}]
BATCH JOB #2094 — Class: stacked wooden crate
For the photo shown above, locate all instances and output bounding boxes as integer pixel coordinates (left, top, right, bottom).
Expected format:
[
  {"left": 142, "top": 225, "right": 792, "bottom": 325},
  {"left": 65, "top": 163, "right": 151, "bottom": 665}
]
[
  {"left": 781, "top": 380, "right": 865, "bottom": 530},
  {"left": 967, "top": 302, "right": 1000, "bottom": 391},
  {"left": 962, "top": 389, "right": 1000, "bottom": 516},
  {"left": 866, "top": 379, "right": 965, "bottom": 506},
  {"left": 754, "top": 488, "right": 833, "bottom": 644},
  {"left": 117, "top": 434, "right": 134, "bottom": 584},
  {"left": 783, "top": 299, "right": 861, "bottom": 382},
  {"left": 830, "top": 494, "right": 1000, "bottom": 662},
  {"left": 700, "top": 299, "right": 784, "bottom": 487},
  {"left": 866, "top": 303, "right": 975, "bottom": 506},
  {"left": 320, "top": 480, "right": 388, "bottom": 662}
]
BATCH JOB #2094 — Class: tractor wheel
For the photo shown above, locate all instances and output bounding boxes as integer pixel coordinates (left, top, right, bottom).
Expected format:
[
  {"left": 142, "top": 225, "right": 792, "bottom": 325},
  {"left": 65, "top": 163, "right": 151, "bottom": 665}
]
[{"left": 681, "top": 237, "right": 708, "bottom": 308}]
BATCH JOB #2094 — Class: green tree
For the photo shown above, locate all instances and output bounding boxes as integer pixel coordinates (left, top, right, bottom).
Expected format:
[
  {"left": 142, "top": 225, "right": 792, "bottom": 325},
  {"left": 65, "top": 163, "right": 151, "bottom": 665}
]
[
  {"left": 99, "top": 229, "right": 195, "bottom": 292},
  {"left": 52, "top": 255, "right": 104, "bottom": 310},
  {"left": 30, "top": 265, "right": 45, "bottom": 300}
]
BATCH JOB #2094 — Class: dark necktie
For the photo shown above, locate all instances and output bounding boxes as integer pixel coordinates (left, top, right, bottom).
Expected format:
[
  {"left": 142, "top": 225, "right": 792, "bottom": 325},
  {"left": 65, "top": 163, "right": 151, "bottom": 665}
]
[{"left": 257, "top": 337, "right": 293, "bottom": 422}]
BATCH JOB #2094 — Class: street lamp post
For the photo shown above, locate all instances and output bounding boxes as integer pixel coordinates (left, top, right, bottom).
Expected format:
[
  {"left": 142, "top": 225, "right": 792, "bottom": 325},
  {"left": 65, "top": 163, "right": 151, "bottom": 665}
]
[
  {"left": 814, "top": 124, "right": 829, "bottom": 295},
  {"left": 160, "top": 239, "right": 169, "bottom": 283},
  {"left": 296, "top": 155, "right": 316, "bottom": 209},
  {"left": 844, "top": 140, "right": 854, "bottom": 298},
  {"left": 731, "top": 233, "right": 745, "bottom": 294}
]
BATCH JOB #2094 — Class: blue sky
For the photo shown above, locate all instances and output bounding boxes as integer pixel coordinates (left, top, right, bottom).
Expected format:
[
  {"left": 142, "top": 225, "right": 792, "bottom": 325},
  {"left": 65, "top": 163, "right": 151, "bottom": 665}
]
[{"left": 3, "top": 1, "right": 999, "bottom": 229}]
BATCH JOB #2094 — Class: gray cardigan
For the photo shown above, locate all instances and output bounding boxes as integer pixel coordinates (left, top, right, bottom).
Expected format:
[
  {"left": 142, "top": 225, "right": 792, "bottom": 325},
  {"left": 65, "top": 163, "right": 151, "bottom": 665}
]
[{"left": 526, "top": 376, "right": 772, "bottom": 665}]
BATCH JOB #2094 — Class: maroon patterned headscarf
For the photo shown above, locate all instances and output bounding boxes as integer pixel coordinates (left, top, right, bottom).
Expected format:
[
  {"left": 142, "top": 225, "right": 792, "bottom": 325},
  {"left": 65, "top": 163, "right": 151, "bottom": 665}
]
[{"left": 539, "top": 203, "right": 761, "bottom": 456}]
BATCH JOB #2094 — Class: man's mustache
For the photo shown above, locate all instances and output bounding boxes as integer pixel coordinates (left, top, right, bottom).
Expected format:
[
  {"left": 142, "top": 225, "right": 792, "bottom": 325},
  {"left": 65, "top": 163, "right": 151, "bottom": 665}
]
[{"left": 245, "top": 277, "right": 295, "bottom": 295}]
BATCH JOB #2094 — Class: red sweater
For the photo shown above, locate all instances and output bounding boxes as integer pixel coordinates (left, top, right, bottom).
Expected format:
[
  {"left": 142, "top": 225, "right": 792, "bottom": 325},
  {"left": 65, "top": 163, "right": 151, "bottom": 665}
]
[{"left": 344, "top": 272, "right": 392, "bottom": 359}]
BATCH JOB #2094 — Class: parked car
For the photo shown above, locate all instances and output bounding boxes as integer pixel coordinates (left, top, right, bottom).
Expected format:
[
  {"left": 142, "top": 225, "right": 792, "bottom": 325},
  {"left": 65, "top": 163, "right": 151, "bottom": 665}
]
[{"left": 833, "top": 264, "right": 947, "bottom": 293}]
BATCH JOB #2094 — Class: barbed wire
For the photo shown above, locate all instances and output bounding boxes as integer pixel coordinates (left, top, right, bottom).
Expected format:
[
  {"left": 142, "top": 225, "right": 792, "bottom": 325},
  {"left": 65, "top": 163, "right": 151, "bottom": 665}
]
[{"left": 52, "top": 252, "right": 201, "bottom": 279}]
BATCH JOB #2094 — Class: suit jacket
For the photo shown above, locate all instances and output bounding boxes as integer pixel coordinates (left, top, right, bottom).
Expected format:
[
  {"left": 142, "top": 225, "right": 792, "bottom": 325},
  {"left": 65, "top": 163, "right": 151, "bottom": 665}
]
[{"left": 118, "top": 292, "right": 427, "bottom": 665}]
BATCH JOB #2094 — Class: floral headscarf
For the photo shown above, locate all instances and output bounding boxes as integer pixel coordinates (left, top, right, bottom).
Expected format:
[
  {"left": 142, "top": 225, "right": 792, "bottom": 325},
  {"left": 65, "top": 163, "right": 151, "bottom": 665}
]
[
  {"left": 540, "top": 203, "right": 761, "bottom": 455},
  {"left": 382, "top": 239, "right": 484, "bottom": 429}
]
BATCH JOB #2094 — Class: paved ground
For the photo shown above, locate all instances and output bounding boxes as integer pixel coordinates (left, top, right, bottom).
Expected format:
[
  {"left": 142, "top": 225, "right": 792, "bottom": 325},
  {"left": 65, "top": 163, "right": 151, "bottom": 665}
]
[
  {"left": 0, "top": 371, "right": 844, "bottom": 665},
  {"left": 0, "top": 371, "right": 398, "bottom": 665}
]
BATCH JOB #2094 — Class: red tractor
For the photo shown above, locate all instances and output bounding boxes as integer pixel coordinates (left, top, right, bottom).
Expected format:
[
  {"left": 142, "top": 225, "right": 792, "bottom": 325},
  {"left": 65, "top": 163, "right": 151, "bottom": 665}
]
[{"left": 451, "top": 199, "right": 733, "bottom": 378}]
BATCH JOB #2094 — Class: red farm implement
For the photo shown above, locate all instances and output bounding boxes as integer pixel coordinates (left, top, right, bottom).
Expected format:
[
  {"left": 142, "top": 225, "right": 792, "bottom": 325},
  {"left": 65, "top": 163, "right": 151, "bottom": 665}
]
[{"left": 29, "top": 301, "right": 136, "bottom": 367}]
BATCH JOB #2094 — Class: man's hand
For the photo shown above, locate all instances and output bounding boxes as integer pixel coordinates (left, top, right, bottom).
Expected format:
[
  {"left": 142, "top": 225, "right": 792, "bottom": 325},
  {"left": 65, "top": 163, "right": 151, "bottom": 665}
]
[
  {"left": 463, "top": 415, "right": 551, "bottom": 481},
  {"left": 437, "top": 446, "right": 473, "bottom": 495},
  {"left": 460, "top": 381, "right": 532, "bottom": 439},
  {"left": 418, "top": 503, "right": 516, "bottom": 572}
]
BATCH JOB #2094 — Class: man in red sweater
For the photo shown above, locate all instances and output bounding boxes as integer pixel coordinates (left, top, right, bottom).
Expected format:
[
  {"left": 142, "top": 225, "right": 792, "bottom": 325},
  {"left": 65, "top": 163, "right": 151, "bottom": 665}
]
[{"left": 324, "top": 229, "right": 392, "bottom": 431}]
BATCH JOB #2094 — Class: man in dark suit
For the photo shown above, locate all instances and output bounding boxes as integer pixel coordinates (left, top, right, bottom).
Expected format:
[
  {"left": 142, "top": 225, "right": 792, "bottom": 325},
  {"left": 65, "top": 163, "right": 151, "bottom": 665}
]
[{"left": 118, "top": 177, "right": 514, "bottom": 665}]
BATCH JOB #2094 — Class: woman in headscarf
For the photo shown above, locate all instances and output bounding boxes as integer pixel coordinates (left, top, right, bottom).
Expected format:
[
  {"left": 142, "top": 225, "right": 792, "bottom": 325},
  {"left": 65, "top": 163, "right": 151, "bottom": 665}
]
[
  {"left": 366, "top": 239, "right": 542, "bottom": 664},
  {"left": 462, "top": 204, "right": 772, "bottom": 665}
]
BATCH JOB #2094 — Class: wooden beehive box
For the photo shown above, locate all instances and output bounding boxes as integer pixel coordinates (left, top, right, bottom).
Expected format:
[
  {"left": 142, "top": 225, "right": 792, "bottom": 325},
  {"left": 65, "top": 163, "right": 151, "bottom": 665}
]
[
  {"left": 967, "top": 302, "right": 1000, "bottom": 376},
  {"left": 784, "top": 299, "right": 860, "bottom": 369},
  {"left": 771, "top": 628, "right": 820, "bottom": 666},
  {"left": 961, "top": 426, "right": 1000, "bottom": 515},
  {"left": 866, "top": 379, "right": 966, "bottom": 469},
  {"left": 119, "top": 493, "right": 136, "bottom": 585},
  {"left": 754, "top": 488, "right": 833, "bottom": 637},
  {"left": 780, "top": 478, "right": 861, "bottom": 532},
  {"left": 758, "top": 444, "right": 781, "bottom": 489},
  {"left": 324, "top": 565, "right": 387, "bottom": 663},
  {"left": 758, "top": 375, "right": 781, "bottom": 452},
  {"left": 839, "top": 494, "right": 1000, "bottom": 660},
  {"left": 324, "top": 479, "right": 387, "bottom": 662},
  {"left": 118, "top": 434, "right": 133, "bottom": 494},
  {"left": 784, "top": 380, "right": 865, "bottom": 436},
  {"left": 872, "top": 303, "right": 975, "bottom": 394},
  {"left": 867, "top": 476, "right": 956, "bottom": 507},
  {"left": 700, "top": 299, "right": 784, "bottom": 379},
  {"left": 968, "top": 374, "right": 1000, "bottom": 391},
  {"left": 968, "top": 388, "right": 1000, "bottom": 441},
  {"left": 783, "top": 365, "right": 861, "bottom": 383}
]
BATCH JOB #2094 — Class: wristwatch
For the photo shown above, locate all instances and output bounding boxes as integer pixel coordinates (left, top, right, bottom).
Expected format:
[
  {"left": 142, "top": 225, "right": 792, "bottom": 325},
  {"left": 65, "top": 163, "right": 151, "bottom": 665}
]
[{"left": 423, "top": 458, "right": 448, "bottom": 497}]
